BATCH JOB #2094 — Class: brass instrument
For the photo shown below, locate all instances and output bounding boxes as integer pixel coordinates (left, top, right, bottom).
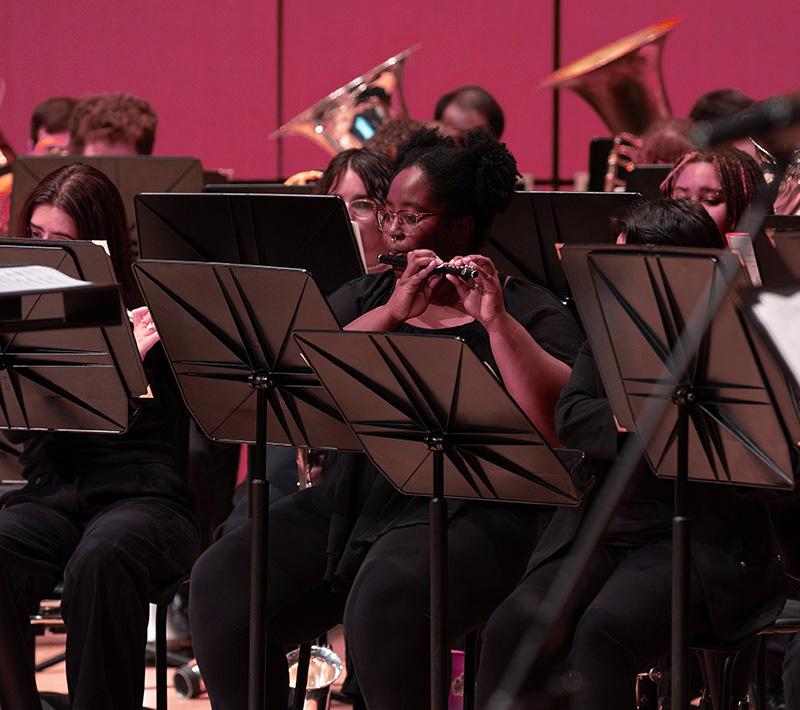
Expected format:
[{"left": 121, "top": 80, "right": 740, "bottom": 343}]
[
  {"left": 0, "top": 79, "right": 16, "bottom": 170},
  {"left": 540, "top": 19, "right": 681, "bottom": 190},
  {"left": 287, "top": 645, "right": 343, "bottom": 710},
  {"left": 272, "top": 45, "right": 420, "bottom": 155}
]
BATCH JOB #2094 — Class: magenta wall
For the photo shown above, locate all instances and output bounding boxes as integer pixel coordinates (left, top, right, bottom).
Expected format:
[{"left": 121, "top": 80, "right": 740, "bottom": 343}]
[{"left": 1, "top": 1, "right": 797, "bottom": 181}]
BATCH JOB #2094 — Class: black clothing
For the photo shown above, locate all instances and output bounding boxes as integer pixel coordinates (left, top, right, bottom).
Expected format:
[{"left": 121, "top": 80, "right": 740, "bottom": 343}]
[
  {"left": 476, "top": 340, "right": 789, "bottom": 709},
  {"left": 324, "top": 270, "right": 584, "bottom": 587},
  {"left": 0, "top": 345, "right": 199, "bottom": 710},
  {"left": 4, "top": 346, "right": 193, "bottom": 511},
  {"left": 190, "top": 482, "right": 540, "bottom": 710},
  {"left": 189, "top": 271, "right": 584, "bottom": 710}
]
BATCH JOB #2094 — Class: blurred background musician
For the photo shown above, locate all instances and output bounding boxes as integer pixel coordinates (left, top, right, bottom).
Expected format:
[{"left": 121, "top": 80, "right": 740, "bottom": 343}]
[
  {"left": 660, "top": 147, "right": 771, "bottom": 235},
  {"left": 433, "top": 85, "right": 505, "bottom": 144},
  {"left": 189, "top": 128, "right": 583, "bottom": 710},
  {"left": 314, "top": 147, "right": 393, "bottom": 274},
  {"left": 0, "top": 96, "right": 77, "bottom": 236},
  {"left": 68, "top": 91, "right": 157, "bottom": 156},
  {"left": 0, "top": 163, "right": 199, "bottom": 710},
  {"left": 476, "top": 198, "right": 793, "bottom": 710}
]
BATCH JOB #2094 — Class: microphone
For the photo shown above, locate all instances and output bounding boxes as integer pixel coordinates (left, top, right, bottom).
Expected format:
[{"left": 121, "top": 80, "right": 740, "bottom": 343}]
[
  {"left": 691, "top": 95, "right": 800, "bottom": 149},
  {"left": 378, "top": 253, "right": 479, "bottom": 279}
]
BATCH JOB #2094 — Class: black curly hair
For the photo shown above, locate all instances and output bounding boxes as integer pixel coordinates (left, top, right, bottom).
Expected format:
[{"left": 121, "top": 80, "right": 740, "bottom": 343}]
[{"left": 393, "top": 128, "right": 518, "bottom": 248}]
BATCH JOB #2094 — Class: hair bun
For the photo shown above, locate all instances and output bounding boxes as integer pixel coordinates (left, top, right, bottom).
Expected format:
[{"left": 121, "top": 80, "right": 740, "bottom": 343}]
[{"left": 465, "top": 130, "right": 518, "bottom": 214}]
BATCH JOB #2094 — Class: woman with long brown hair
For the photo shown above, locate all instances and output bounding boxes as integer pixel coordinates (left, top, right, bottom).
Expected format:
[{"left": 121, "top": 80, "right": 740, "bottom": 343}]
[{"left": 0, "top": 163, "right": 199, "bottom": 710}]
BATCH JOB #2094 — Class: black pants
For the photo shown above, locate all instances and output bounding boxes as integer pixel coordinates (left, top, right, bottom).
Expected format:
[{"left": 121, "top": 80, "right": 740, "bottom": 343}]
[
  {"left": 0, "top": 494, "right": 199, "bottom": 710},
  {"left": 476, "top": 541, "right": 714, "bottom": 710},
  {"left": 189, "top": 485, "right": 538, "bottom": 710}
]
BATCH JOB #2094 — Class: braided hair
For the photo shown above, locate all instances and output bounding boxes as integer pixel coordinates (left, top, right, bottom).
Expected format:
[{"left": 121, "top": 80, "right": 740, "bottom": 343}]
[
  {"left": 660, "top": 148, "right": 768, "bottom": 232},
  {"left": 393, "top": 128, "right": 518, "bottom": 249}
]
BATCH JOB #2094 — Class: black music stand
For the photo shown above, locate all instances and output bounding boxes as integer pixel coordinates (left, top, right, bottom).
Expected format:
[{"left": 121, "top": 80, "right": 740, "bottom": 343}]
[
  {"left": 135, "top": 192, "right": 363, "bottom": 294},
  {"left": 755, "top": 215, "right": 800, "bottom": 287},
  {"left": 0, "top": 260, "right": 143, "bottom": 710},
  {"left": 483, "top": 191, "right": 643, "bottom": 302},
  {"left": 10, "top": 156, "right": 204, "bottom": 257},
  {"left": 561, "top": 244, "right": 798, "bottom": 709},
  {"left": 293, "top": 329, "right": 587, "bottom": 710},
  {"left": 204, "top": 183, "right": 315, "bottom": 195},
  {"left": 133, "top": 260, "right": 361, "bottom": 710},
  {"left": 625, "top": 164, "right": 673, "bottom": 200}
]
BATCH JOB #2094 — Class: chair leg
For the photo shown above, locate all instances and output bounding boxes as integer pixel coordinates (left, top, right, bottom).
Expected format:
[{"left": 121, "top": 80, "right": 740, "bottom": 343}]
[
  {"left": 463, "top": 629, "right": 479, "bottom": 710},
  {"left": 719, "top": 653, "right": 736, "bottom": 710},
  {"left": 754, "top": 639, "right": 767, "bottom": 710},
  {"left": 293, "top": 642, "right": 312, "bottom": 710},
  {"left": 156, "top": 603, "right": 169, "bottom": 710}
]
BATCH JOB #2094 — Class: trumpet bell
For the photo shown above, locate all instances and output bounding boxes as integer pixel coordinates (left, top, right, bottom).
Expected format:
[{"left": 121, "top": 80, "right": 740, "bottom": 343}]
[
  {"left": 272, "top": 44, "right": 421, "bottom": 155},
  {"left": 287, "top": 645, "right": 343, "bottom": 710},
  {"left": 541, "top": 18, "right": 681, "bottom": 135}
]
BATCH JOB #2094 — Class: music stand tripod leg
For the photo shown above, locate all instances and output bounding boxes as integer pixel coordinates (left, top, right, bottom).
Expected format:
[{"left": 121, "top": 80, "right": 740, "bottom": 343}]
[
  {"left": 430, "top": 445, "right": 448, "bottom": 710},
  {"left": 671, "top": 395, "right": 692, "bottom": 710},
  {"left": 249, "top": 385, "right": 271, "bottom": 710}
]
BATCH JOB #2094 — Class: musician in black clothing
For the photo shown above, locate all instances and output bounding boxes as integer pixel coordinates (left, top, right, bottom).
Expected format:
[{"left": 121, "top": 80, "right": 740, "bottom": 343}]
[
  {"left": 475, "top": 199, "right": 792, "bottom": 709},
  {"left": 189, "top": 129, "right": 584, "bottom": 710},
  {"left": 0, "top": 164, "right": 199, "bottom": 710}
]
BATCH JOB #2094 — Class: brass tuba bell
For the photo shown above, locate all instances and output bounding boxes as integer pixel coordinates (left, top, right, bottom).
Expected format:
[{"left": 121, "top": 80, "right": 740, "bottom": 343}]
[
  {"left": 272, "top": 44, "right": 420, "bottom": 155},
  {"left": 540, "top": 19, "right": 680, "bottom": 136}
]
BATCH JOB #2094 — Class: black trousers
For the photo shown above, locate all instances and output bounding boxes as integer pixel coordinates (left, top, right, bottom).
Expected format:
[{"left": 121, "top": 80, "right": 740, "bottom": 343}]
[
  {"left": 0, "top": 493, "right": 199, "bottom": 710},
  {"left": 189, "top": 485, "right": 538, "bottom": 710},
  {"left": 475, "top": 541, "right": 714, "bottom": 710}
]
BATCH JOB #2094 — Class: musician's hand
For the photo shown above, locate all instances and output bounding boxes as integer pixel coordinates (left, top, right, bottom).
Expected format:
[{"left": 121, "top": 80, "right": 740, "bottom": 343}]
[
  {"left": 384, "top": 249, "right": 444, "bottom": 322},
  {"left": 131, "top": 306, "right": 160, "bottom": 360},
  {"left": 446, "top": 255, "right": 507, "bottom": 328}
]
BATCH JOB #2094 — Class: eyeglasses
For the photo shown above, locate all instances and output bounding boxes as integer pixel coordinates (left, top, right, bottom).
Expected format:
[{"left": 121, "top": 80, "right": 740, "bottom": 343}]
[
  {"left": 347, "top": 199, "right": 378, "bottom": 219},
  {"left": 375, "top": 208, "right": 442, "bottom": 234}
]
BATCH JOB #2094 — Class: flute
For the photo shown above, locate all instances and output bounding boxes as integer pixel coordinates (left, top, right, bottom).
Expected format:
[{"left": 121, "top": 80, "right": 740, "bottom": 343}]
[{"left": 377, "top": 254, "right": 479, "bottom": 279}]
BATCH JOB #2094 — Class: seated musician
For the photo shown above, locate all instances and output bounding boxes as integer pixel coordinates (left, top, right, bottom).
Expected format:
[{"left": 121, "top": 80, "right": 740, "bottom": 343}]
[
  {"left": 314, "top": 147, "right": 393, "bottom": 274},
  {"left": 0, "top": 163, "right": 199, "bottom": 710},
  {"left": 0, "top": 96, "right": 77, "bottom": 236},
  {"left": 68, "top": 92, "right": 157, "bottom": 156},
  {"left": 476, "top": 199, "right": 792, "bottom": 710},
  {"left": 433, "top": 85, "right": 505, "bottom": 143},
  {"left": 661, "top": 147, "right": 770, "bottom": 235},
  {"left": 188, "top": 128, "right": 584, "bottom": 709}
]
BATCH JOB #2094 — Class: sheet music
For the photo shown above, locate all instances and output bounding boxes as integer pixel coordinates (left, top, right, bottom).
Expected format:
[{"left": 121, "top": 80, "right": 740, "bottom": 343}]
[
  {"left": 350, "top": 220, "right": 368, "bottom": 272},
  {"left": 726, "top": 232, "right": 762, "bottom": 286},
  {"left": 0, "top": 266, "right": 91, "bottom": 295},
  {"left": 752, "top": 290, "right": 800, "bottom": 386}
]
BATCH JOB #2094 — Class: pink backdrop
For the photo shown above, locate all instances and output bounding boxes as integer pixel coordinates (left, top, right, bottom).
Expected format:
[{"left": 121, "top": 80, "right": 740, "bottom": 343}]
[{"left": 1, "top": 1, "right": 797, "bottom": 181}]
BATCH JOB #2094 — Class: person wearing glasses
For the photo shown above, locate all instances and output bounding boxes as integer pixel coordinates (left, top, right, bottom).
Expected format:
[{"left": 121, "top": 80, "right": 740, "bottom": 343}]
[
  {"left": 315, "top": 147, "right": 394, "bottom": 274},
  {"left": 189, "top": 128, "right": 584, "bottom": 710}
]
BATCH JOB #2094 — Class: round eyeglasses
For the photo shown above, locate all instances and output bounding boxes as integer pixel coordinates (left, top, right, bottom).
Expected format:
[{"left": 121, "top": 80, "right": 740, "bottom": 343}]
[{"left": 375, "top": 208, "right": 442, "bottom": 234}]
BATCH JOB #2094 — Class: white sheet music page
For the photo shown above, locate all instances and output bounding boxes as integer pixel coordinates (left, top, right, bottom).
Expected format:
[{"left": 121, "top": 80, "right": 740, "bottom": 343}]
[
  {"left": 725, "top": 232, "right": 762, "bottom": 287},
  {"left": 752, "top": 289, "right": 800, "bottom": 387},
  {"left": 0, "top": 266, "right": 91, "bottom": 295}
]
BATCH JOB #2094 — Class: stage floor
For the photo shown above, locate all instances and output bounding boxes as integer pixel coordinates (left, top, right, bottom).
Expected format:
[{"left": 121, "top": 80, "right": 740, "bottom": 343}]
[{"left": 34, "top": 627, "right": 350, "bottom": 709}]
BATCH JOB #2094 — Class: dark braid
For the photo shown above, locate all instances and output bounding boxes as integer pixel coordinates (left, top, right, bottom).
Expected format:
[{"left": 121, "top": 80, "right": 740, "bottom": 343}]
[
  {"left": 393, "top": 128, "right": 518, "bottom": 248},
  {"left": 660, "top": 148, "right": 769, "bottom": 231}
]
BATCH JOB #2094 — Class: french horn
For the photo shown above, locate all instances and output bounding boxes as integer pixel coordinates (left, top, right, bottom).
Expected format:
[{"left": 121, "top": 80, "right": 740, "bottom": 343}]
[
  {"left": 540, "top": 19, "right": 681, "bottom": 190},
  {"left": 272, "top": 45, "right": 420, "bottom": 155}
]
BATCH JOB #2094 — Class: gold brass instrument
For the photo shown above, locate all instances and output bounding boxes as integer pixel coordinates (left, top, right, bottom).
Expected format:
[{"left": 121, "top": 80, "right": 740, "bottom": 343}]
[
  {"left": 0, "top": 79, "right": 16, "bottom": 170},
  {"left": 272, "top": 45, "right": 420, "bottom": 155},
  {"left": 540, "top": 19, "right": 681, "bottom": 190}
]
